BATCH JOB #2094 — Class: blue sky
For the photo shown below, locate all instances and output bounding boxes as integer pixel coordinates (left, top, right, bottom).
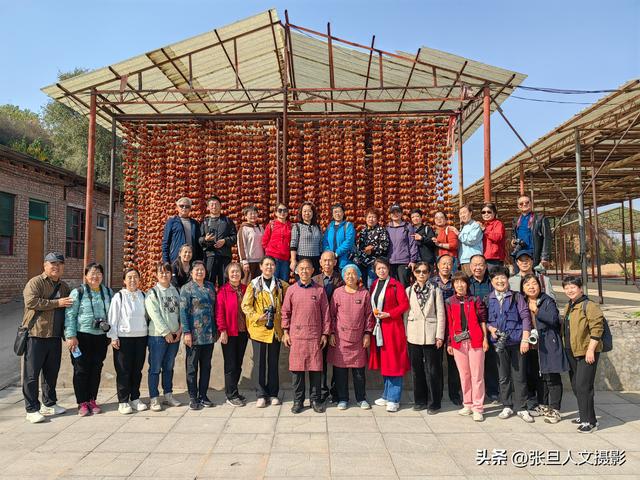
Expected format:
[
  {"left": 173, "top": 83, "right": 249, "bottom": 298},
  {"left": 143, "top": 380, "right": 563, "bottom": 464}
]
[{"left": 2, "top": 0, "right": 638, "bottom": 191}]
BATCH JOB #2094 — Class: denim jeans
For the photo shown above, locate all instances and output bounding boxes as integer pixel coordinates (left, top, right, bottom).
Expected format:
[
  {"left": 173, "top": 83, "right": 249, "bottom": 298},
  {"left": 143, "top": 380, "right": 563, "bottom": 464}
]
[
  {"left": 274, "top": 259, "right": 290, "bottom": 281},
  {"left": 383, "top": 376, "right": 403, "bottom": 403},
  {"left": 147, "top": 336, "right": 180, "bottom": 398}
]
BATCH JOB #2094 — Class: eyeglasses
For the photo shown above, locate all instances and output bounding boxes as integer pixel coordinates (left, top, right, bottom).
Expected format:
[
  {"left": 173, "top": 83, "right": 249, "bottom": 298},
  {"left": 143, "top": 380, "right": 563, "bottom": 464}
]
[
  {"left": 277, "top": 208, "right": 288, "bottom": 213},
  {"left": 481, "top": 210, "right": 492, "bottom": 215},
  {"left": 518, "top": 201, "right": 530, "bottom": 206},
  {"left": 178, "top": 204, "right": 191, "bottom": 209},
  {"left": 414, "top": 269, "right": 429, "bottom": 275}
]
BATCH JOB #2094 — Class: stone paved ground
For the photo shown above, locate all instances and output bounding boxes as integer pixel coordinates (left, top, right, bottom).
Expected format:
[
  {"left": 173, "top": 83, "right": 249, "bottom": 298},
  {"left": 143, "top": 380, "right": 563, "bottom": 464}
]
[{"left": 0, "top": 387, "right": 638, "bottom": 479}]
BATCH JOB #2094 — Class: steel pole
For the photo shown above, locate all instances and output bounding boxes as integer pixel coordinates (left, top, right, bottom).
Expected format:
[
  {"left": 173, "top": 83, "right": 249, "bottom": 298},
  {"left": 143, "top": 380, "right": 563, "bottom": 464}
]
[
  {"left": 458, "top": 113, "right": 464, "bottom": 207},
  {"left": 590, "top": 158, "right": 603, "bottom": 303},
  {"left": 107, "top": 116, "right": 116, "bottom": 288},
  {"left": 553, "top": 217, "right": 560, "bottom": 280},
  {"left": 575, "top": 128, "right": 588, "bottom": 290},
  {"left": 482, "top": 86, "right": 491, "bottom": 202},
  {"left": 630, "top": 198, "right": 637, "bottom": 284},
  {"left": 588, "top": 207, "right": 595, "bottom": 282},
  {"left": 621, "top": 202, "right": 628, "bottom": 284},
  {"left": 519, "top": 162, "right": 525, "bottom": 196},
  {"left": 282, "top": 24, "right": 289, "bottom": 205},
  {"left": 83, "top": 90, "right": 97, "bottom": 270}
]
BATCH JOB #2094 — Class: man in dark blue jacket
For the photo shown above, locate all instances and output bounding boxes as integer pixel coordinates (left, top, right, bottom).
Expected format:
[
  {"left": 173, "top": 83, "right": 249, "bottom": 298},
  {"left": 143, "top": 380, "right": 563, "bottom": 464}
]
[{"left": 162, "top": 197, "right": 202, "bottom": 264}]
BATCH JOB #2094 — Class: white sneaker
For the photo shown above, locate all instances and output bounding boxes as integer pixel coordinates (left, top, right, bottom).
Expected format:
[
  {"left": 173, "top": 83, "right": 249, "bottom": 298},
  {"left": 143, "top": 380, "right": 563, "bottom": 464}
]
[
  {"left": 337, "top": 401, "right": 348, "bottom": 410},
  {"left": 256, "top": 398, "right": 267, "bottom": 408},
  {"left": 386, "top": 402, "right": 399, "bottom": 412},
  {"left": 498, "top": 407, "right": 514, "bottom": 419},
  {"left": 517, "top": 410, "right": 534, "bottom": 423},
  {"left": 130, "top": 399, "right": 148, "bottom": 412},
  {"left": 473, "top": 412, "right": 484, "bottom": 422},
  {"left": 270, "top": 397, "right": 281, "bottom": 406},
  {"left": 26, "top": 411, "right": 46, "bottom": 424},
  {"left": 374, "top": 398, "right": 387, "bottom": 406},
  {"left": 163, "top": 393, "right": 182, "bottom": 407},
  {"left": 118, "top": 402, "right": 133, "bottom": 415},
  {"left": 39, "top": 404, "right": 66, "bottom": 415},
  {"left": 149, "top": 397, "right": 162, "bottom": 412},
  {"left": 458, "top": 407, "right": 473, "bottom": 416},
  {"left": 358, "top": 400, "right": 371, "bottom": 410}
]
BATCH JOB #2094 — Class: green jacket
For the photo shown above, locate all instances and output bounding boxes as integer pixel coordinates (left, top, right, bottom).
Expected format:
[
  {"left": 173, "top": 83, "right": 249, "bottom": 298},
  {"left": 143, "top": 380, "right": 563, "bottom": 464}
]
[
  {"left": 64, "top": 284, "right": 113, "bottom": 338},
  {"left": 562, "top": 298, "right": 604, "bottom": 357}
]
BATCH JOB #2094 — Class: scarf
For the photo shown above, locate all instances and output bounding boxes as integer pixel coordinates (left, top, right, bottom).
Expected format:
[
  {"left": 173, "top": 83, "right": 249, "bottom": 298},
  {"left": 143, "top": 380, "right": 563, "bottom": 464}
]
[
  {"left": 371, "top": 278, "right": 390, "bottom": 347},
  {"left": 251, "top": 275, "right": 281, "bottom": 306},
  {"left": 413, "top": 282, "right": 431, "bottom": 309}
]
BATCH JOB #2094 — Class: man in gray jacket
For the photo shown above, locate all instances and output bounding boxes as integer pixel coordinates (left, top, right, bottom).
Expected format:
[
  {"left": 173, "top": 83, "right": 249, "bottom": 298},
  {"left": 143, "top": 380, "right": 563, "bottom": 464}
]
[{"left": 21, "top": 252, "right": 73, "bottom": 423}]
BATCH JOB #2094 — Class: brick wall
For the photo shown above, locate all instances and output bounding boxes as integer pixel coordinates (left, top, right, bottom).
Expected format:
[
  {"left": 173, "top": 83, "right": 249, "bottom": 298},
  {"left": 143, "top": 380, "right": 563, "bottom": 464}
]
[{"left": 0, "top": 151, "right": 124, "bottom": 302}]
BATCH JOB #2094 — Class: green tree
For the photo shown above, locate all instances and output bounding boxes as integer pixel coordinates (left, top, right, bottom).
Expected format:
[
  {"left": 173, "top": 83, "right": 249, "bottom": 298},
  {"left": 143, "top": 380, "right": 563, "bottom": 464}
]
[
  {"left": 0, "top": 104, "right": 53, "bottom": 159},
  {"left": 41, "top": 68, "right": 122, "bottom": 186}
]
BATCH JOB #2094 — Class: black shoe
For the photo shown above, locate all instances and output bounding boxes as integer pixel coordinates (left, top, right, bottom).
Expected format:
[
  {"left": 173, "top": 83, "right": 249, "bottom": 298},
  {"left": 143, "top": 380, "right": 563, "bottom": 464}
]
[
  {"left": 291, "top": 402, "right": 304, "bottom": 414},
  {"left": 426, "top": 408, "right": 440, "bottom": 415},
  {"left": 189, "top": 399, "right": 203, "bottom": 410},
  {"left": 412, "top": 404, "right": 428, "bottom": 411},
  {"left": 200, "top": 397, "right": 214, "bottom": 408},
  {"left": 238, "top": 394, "right": 247, "bottom": 402},
  {"left": 571, "top": 417, "right": 582, "bottom": 424},
  {"left": 312, "top": 401, "right": 326, "bottom": 413},
  {"left": 226, "top": 397, "right": 245, "bottom": 407},
  {"left": 577, "top": 422, "right": 598, "bottom": 433}
]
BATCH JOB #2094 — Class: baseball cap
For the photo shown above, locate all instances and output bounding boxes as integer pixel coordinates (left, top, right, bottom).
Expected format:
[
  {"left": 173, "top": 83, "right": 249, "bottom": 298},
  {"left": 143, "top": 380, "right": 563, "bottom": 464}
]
[{"left": 44, "top": 252, "right": 65, "bottom": 263}]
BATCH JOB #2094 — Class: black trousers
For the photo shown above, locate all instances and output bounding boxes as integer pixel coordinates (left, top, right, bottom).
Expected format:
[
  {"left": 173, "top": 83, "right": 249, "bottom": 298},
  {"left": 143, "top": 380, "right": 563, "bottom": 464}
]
[
  {"left": 185, "top": 343, "right": 214, "bottom": 401},
  {"left": 541, "top": 373, "right": 563, "bottom": 410},
  {"left": 22, "top": 337, "right": 62, "bottom": 413},
  {"left": 71, "top": 332, "right": 110, "bottom": 404},
  {"left": 567, "top": 351, "right": 599, "bottom": 425},
  {"left": 333, "top": 366, "right": 366, "bottom": 403},
  {"left": 292, "top": 370, "right": 322, "bottom": 404},
  {"left": 526, "top": 349, "right": 542, "bottom": 408},
  {"left": 321, "top": 346, "right": 336, "bottom": 402},
  {"left": 113, "top": 336, "right": 147, "bottom": 403},
  {"left": 484, "top": 343, "right": 500, "bottom": 398},
  {"left": 408, "top": 343, "right": 442, "bottom": 409},
  {"left": 390, "top": 264, "right": 411, "bottom": 288},
  {"left": 221, "top": 332, "right": 249, "bottom": 399},
  {"left": 205, "top": 255, "right": 231, "bottom": 288},
  {"left": 496, "top": 344, "right": 528, "bottom": 411},
  {"left": 253, "top": 339, "right": 280, "bottom": 399},
  {"left": 441, "top": 347, "right": 462, "bottom": 402}
]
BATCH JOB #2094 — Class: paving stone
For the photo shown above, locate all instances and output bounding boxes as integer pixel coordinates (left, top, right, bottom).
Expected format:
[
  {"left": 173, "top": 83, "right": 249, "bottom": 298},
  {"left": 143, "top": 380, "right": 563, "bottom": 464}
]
[
  {"left": 326, "top": 416, "right": 378, "bottom": 433},
  {"left": 153, "top": 432, "right": 219, "bottom": 454},
  {"left": 375, "top": 416, "right": 431, "bottom": 433},
  {"left": 265, "top": 452, "right": 330, "bottom": 477},
  {"left": 390, "top": 451, "right": 464, "bottom": 476},
  {"left": 1, "top": 451, "right": 86, "bottom": 477},
  {"left": 94, "top": 433, "right": 165, "bottom": 453},
  {"left": 116, "top": 415, "right": 179, "bottom": 433},
  {"left": 224, "top": 416, "right": 278, "bottom": 434},
  {"left": 382, "top": 433, "right": 442, "bottom": 453},
  {"left": 213, "top": 433, "right": 273, "bottom": 453},
  {"left": 171, "top": 416, "right": 227, "bottom": 434},
  {"left": 330, "top": 452, "right": 397, "bottom": 477},
  {"left": 272, "top": 433, "right": 328, "bottom": 453},
  {"left": 199, "top": 452, "right": 268, "bottom": 477},
  {"left": 276, "top": 417, "right": 327, "bottom": 433},
  {"left": 66, "top": 451, "right": 147, "bottom": 477},
  {"left": 35, "top": 430, "right": 111, "bottom": 452},
  {"left": 329, "top": 432, "right": 385, "bottom": 452},
  {"left": 130, "top": 452, "right": 207, "bottom": 478}
]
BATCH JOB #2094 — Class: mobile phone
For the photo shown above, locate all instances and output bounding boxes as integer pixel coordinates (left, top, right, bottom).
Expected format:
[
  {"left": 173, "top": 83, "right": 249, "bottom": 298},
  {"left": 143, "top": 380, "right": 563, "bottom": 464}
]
[{"left": 72, "top": 347, "right": 82, "bottom": 358}]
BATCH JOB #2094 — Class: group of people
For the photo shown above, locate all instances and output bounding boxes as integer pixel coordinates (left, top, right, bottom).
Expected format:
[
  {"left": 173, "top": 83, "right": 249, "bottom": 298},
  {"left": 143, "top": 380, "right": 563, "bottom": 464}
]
[{"left": 20, "top": 194, "right": 604, "bottom": 435}]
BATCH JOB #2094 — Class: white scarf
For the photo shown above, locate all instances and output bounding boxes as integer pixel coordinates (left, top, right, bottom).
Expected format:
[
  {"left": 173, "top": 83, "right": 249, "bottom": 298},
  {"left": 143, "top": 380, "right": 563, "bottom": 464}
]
[{"left": 371, "top": 278, "right": 390, "bottom": 347}]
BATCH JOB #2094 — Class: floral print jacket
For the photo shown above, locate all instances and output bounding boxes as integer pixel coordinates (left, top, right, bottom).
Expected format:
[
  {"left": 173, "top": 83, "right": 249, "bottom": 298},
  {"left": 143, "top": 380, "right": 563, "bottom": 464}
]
[
  {"left": 179, "top": 280, "right": 217, "bottom": 345},
  {"left": 354, "top": 225, "right": 390, "bottom": 267}
]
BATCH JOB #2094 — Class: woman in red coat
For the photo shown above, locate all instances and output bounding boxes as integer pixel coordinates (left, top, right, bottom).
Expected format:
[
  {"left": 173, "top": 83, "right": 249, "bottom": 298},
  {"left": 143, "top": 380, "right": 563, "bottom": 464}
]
[
  {"left": 216, "top": 263, "right": 248, "bottom": 406},
  {"left": 369, "top": 257, "right": 410, "bottom": 412},
  {"left": 480, "top": 203, "right": 506, "bottom": 267}
]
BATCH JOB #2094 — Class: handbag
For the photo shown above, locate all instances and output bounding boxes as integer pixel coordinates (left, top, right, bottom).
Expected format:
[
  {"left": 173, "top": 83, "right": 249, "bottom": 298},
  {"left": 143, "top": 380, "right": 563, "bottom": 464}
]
[{"left": 14, "top": 282, "right": 62, "bottom": 356}]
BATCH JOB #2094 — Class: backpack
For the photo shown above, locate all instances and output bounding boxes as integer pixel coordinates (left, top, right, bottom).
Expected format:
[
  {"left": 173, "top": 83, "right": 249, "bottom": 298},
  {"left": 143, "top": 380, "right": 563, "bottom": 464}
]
[
  {"left": 581, "top": 301, "right": 613, "bottom": 353},
  {"left": 75, "top": 284, "right": 112, "bottom": 307}
]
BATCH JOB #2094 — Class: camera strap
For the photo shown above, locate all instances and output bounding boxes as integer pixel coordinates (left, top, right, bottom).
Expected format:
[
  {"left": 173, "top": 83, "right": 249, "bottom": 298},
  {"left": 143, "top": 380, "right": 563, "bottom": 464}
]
[
  {"left": 85, "top": 284, "right": 107, "bottom": 319},
  {"left": 459, "top": 300, "right": 468, "bottom": 332}
]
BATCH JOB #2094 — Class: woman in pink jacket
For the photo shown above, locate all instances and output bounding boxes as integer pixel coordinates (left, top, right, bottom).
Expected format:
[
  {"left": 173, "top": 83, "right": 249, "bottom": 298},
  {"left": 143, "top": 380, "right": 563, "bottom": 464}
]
[
  {"left": 261, "top": 203, "right": 292, "bottom": 281},
  {"left": 328, "top": 264, "right": 375, "bottom": 410},
  {"left": 216, "top": 263, "right": 248, "bottom": 406}
]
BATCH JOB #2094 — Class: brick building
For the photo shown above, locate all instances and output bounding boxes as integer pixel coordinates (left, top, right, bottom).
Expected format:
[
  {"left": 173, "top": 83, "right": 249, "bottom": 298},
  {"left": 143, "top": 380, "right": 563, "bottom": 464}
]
[{"left": 0, "top": 145, "right": 124, "bottom": 302}]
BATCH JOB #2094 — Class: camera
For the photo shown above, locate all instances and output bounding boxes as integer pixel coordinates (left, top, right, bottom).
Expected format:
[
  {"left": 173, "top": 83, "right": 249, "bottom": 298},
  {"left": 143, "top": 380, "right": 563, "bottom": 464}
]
[
  {"left": 511, "top": 238, "right": 527, "bottom": 256},
  {"left": 528, "top": 329, "right": 539, "bottom": 345},
  {"left": 453, "top": 331, "right": 470, "bottom": 343},
  {"left": 494, "top": 329, "right": 509, "bottom": 354},
  {"left": 92, "top": 318, "right": 111, "bottom": 333},
  {"left": 263, "top": 305, "right": 275, "bottom": 330}
]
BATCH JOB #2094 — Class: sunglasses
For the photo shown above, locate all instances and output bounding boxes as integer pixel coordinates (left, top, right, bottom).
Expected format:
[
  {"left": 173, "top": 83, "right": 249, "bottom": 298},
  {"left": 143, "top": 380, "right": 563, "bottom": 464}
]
[
  {"left": 414, "top": 269, "right": 429, "bottom": 275},
  {"left": 277, "top": 208, "right": 288, "bottom": 213},
  {"left": 481, "top": 210, "right": 492, "bottom": 214},
  {"left": 178, "top": 204, "right": 191, "bottom": 209}
]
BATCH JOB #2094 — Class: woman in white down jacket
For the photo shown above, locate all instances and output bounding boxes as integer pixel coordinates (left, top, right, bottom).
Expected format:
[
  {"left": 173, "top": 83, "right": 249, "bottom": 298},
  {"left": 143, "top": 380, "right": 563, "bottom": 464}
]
[
  {"left": 108, "top": 267, "right": 149, "bottom": 415},
  {"left": 405, "top": 261, "right": 445, "bottom": 414}
]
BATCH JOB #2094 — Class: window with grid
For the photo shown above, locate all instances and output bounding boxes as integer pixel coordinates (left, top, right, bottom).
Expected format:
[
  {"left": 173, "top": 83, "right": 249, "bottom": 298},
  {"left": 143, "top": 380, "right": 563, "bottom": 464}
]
[
  {"left": 97, "top": 213, "right": 108, "bottom": 230},
  {"left": 0, "top": 192, "right": 15, "bottom": 255},
  {"left": 66, "top": 207, "right": 85, "bottom": 258}
]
